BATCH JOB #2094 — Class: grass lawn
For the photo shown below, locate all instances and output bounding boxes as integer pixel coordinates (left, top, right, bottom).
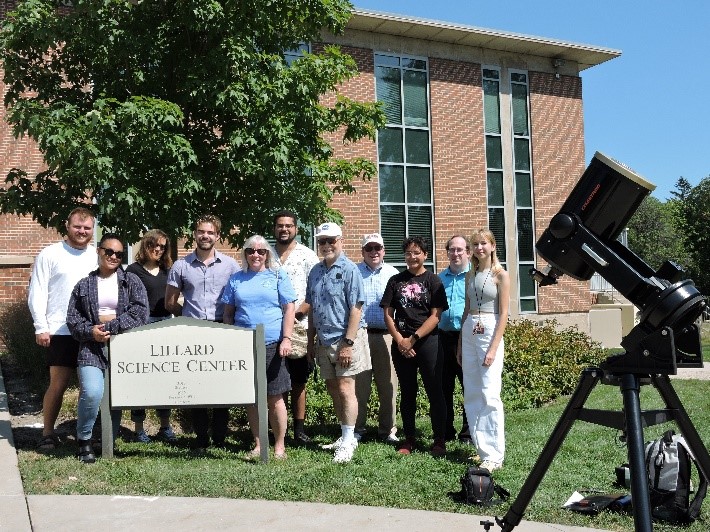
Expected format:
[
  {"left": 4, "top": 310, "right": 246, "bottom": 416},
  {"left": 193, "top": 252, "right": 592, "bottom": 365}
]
[
  {"left": 702, "top": 320, "right": 710, "bottom": 362},
  {"left": 18, "top": 377, "right": 710, "bottom": 532}
]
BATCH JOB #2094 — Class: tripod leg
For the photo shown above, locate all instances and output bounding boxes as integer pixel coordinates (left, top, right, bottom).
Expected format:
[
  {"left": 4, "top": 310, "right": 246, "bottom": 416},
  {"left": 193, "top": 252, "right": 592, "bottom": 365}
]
[
  {"left": 619, "top": 373, "right": 653, "bottom": 532},
  {"left": 654, "top": 374, "right": 710, "bottom": 483},
  {"left": 496, "top": 368, "right": 602, "bottom": 532}
]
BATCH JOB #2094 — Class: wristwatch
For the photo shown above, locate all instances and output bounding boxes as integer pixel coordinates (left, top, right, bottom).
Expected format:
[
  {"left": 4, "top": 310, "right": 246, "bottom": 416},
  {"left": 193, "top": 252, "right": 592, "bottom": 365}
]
[
  {"left": 412, "top": 332, "right": 420, "bottom": 342},
  {"left": 342, "top": 337, "right": 355, "bottom": 346}
]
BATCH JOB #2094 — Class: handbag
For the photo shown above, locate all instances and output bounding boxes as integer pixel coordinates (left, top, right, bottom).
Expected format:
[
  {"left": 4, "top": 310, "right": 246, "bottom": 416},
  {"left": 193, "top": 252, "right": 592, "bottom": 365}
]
[{"left": 288, "top": 320, "right": 309, "bottom": 359}]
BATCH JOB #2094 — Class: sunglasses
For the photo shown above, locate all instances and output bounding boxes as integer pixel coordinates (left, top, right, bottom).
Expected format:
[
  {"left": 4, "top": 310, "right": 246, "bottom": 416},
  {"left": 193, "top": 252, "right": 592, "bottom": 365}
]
[
  {"left": 317, "top": 237, "right": 339, "bottom": 246},
  {"left": 363, "top": 244, "right": 383, "bottom": 252},
  {"left": 245, "top": 248, "right": 268, "bottom": 256},
  {"left": 149, "top": 243, "right": 167, "bottom": 251},
  {"left": 100, "top": 247, "right": 125, "bottom": 260}
]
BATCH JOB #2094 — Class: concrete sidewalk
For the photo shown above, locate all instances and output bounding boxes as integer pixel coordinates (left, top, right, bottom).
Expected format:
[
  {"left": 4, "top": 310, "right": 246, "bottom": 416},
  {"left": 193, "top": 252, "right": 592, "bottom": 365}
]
[{"left": 18, "top": 361, "right": 710, "bottom": 530}]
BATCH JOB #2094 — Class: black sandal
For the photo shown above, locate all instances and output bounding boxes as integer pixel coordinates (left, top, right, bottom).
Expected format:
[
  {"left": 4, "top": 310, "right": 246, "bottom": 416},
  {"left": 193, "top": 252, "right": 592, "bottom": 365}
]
[{"left": 36, "top": 434, "right": 60, "bottom": 450}]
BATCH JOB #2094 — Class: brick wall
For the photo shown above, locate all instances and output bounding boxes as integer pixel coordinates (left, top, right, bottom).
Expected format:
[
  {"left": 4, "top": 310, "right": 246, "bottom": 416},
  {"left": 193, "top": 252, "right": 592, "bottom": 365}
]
[
  {"left": 529, "top": 71, "right": 591, "bottom": 313},
  {"left": 429, "top": 57, "right": 487, "bottom": 269},
  {"left": 318, "top": 44, "right": 380, "bottom": 262},
  {"left": 0, "top": 0, "right": 58, "bottom": 307}
]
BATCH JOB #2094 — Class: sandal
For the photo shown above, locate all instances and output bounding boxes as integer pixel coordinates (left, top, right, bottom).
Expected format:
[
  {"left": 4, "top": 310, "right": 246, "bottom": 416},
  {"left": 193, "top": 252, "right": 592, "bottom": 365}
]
[{"left": 37, "top": 434, "right": 60, "bottom": 450}]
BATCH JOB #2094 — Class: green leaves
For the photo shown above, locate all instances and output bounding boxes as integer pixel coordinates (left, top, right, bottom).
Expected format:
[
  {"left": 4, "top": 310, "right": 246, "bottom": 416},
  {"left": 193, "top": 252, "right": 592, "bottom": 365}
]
[{"left": 0, "top": 0, "right": 383, "bottom": 246}]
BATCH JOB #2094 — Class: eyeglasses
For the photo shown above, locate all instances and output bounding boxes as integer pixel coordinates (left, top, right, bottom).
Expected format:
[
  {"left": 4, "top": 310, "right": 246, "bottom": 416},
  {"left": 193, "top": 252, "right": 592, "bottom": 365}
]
[
  {"left": 317, "top": 237, "right": 339, "bottom": 246},
  {"left": 363, "top": 244, "right": 383, "bottom": 252},
  {"left": 404, "top": 250, "right": 423, "bottom": 257},
  {"left": 100, "top": 247, "right": 125, "bottom": 260},
  {"left": 149, "top": 243, "right": 167, "bottom": 251},
  {"left": 245, "top": 248, "right": 268, "bottom": 256},
  {"left": 447, "top": 247, "right": 467, "bottom": 254}
]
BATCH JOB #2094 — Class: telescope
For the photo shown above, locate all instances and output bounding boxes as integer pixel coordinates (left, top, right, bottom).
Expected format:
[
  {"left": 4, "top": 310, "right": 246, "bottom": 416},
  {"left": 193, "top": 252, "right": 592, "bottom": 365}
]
[
  {"left": 531, "top": 151, "right": 705, "bottom": 374},
  {"left": 496, "top": 152, "right": 709, "bottom": 532}
]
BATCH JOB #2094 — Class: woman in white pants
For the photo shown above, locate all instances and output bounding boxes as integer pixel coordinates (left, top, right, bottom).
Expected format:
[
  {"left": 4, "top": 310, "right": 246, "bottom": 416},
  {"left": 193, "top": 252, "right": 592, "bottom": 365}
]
[{"left": 457, "top": 229, "right": 509, "bottom": 472}]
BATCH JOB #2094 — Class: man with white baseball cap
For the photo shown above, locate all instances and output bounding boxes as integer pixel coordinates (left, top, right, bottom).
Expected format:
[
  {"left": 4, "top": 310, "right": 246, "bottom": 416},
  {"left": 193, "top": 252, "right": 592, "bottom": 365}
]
[
  {"left": 355, "top": 233, "right": 399, "bottom": 442},
  {"left": 305, "top": 222, "right": 370, "bottom": 463}
]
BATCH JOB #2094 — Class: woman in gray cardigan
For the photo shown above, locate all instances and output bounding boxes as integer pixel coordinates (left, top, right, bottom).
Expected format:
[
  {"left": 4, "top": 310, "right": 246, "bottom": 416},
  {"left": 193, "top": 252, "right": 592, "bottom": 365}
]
[{"left": 66, "top": 232, "right": 148, "bottom": 463}]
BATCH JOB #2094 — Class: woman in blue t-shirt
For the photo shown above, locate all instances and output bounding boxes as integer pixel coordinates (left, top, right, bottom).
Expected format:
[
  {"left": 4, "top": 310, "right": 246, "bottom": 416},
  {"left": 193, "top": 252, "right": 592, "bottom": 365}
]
[{"left": 222, "top": 235, "right": 296, "bottom": 459}]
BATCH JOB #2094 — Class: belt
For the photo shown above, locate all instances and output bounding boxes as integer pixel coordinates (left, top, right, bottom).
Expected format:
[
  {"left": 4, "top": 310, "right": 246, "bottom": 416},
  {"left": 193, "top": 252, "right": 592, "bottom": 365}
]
[{"left": 367, "top": 328, "right": 387, "bottom": 334}]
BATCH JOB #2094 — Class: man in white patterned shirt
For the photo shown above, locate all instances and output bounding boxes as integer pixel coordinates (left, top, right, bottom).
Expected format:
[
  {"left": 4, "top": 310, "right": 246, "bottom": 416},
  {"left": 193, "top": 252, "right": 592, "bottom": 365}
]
[
  {"left": 356, "top": 233, "right": 400, "bottom": 442},
  {"left": 273, "top": 210, "right": 319, "bottom": 444}
]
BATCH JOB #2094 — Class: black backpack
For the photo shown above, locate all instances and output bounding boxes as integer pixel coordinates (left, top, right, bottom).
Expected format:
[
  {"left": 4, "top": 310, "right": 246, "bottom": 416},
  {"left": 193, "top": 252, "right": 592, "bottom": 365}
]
[
  {"left": 645, "top": 430, "right": 708, "bottom": 523},
  {"left": 457, "top": 466, "right": 510, "bottom": 506}
]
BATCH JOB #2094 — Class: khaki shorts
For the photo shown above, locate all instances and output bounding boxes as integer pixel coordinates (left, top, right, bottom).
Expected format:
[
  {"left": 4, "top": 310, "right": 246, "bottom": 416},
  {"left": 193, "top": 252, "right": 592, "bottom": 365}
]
[{"left": 316, "top": 327, "right": 371, "bottom": 379}]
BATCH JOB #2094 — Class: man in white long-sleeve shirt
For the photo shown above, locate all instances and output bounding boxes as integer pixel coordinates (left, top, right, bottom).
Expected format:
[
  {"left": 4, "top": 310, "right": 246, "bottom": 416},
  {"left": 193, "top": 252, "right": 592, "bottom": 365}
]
[{"left": 28, "top": 207, "right": 97, "bottom": 449}]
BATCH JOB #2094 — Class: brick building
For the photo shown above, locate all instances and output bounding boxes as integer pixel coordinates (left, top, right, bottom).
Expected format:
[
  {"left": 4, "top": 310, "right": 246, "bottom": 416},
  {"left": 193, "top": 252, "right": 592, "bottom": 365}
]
[{"left": 0, "top": 6, "right": 620, "bottom": 330}]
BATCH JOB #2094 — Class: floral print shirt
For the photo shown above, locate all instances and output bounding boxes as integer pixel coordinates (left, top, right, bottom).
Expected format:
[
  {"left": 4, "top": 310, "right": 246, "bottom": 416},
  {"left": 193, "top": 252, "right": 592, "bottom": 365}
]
[{"left": 380, "top": 270, "right": 448, "bottom": 336}]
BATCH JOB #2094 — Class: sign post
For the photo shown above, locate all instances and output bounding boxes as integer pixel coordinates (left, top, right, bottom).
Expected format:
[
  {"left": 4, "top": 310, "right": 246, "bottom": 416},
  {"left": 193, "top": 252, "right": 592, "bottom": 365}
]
[{"left": 102, "top": 317, "right": 268, "bottom": 461}]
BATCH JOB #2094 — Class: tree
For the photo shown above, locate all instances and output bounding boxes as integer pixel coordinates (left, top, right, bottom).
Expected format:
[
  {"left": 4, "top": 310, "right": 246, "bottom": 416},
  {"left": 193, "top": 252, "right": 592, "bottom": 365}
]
[
  {"left": 626, "top": 195, "right": 690, "bottom": 272},
  {"left": 0, "top": 0, "right": 384, "bottom": 246},
  {"left": 673, "top": 176, "right": 710, "bottom": 294}
]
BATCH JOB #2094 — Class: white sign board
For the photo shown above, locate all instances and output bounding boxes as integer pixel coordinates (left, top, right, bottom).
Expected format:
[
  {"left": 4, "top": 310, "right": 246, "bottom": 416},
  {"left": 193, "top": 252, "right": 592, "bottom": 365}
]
[{"left": 108, "top": 317, "right": 260, "bottom": 408}]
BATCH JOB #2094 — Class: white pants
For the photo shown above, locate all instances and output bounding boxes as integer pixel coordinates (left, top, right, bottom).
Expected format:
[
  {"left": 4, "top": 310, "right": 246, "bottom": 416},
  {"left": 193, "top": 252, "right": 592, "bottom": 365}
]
[{"left": 461, "top": 313, "right": 505, "bottom": 463}]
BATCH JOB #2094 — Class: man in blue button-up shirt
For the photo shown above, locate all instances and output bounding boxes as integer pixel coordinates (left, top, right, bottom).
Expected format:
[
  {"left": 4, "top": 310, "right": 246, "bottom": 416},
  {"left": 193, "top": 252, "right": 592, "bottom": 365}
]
[
  {"left": 306, "top": 222, "right": 370, "bottom": 464},
  {"left": 356, "top": 233, "right": 400, "bottom": 443},
  {"left": 165, "top": 214, "right": 239, "bottom": 452},
  {"left": 438, "top": 235, "right": 473, "bottom": 444}
]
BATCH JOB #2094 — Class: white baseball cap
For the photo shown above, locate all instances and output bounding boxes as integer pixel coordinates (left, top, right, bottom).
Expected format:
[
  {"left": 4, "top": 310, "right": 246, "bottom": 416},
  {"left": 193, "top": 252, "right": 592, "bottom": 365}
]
[
  {"left": 315, "top": 222, "right": 342, "bottom": 238},
  {"left": 361, "top": 233, "right": 384, "bottom": 248}
]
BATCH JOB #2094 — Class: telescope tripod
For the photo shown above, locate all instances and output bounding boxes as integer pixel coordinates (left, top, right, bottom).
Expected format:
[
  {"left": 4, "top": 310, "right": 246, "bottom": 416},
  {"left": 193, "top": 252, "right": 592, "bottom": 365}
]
[{"left": 495, "top": 367, "right": 710, "bottom": 532}]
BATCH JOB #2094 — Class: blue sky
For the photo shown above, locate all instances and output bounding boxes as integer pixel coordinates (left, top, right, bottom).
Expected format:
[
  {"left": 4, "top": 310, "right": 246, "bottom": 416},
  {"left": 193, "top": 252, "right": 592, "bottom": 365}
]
[{"left": 353, "top": 0, "right": 710, "bottom": 201}]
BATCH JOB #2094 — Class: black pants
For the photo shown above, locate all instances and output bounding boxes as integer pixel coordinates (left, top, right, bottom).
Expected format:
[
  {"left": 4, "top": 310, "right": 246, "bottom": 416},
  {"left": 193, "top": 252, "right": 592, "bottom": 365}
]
[
  {"left": 192, "top": 408, "right": 229, "bottom": 447},
  {"left": 439, "top": 329, "right": 469, "bottom": 439},
  {"left": 392, "top": 333, "right": 446, "bottom": 440}
]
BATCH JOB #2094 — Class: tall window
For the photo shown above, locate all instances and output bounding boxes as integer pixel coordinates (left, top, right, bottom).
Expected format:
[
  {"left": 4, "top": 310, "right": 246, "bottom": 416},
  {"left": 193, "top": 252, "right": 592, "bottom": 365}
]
[
  {"left": 375, "top": 54, "right": 433, "bottom": 268},
  {"left": 510, "top": 71, "right": 536, "bottom": 313},
  {"left": 482, "top": 68, "right": 506, "bottom": 266}
]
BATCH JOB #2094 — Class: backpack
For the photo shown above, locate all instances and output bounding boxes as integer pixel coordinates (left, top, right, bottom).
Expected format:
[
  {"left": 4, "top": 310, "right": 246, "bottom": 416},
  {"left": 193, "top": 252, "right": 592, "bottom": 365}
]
[
  {"left": 645, "top": 430, "right": 708, "bottom": 523},
  {"left": 457, "top": 466, "right": 510, "bottom": 506}
]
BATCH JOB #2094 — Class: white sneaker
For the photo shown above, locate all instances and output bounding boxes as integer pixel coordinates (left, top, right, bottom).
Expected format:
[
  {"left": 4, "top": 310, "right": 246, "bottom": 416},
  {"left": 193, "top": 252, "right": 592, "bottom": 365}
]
[
  {"left": 321, "top": 437, "right": 343, "bottom": 450},
  {"left": 333, "top": 439, "right": 358, "bottom": 463},
  {"left": 479, "top": 460, "right": 502, "bottom": 472}
]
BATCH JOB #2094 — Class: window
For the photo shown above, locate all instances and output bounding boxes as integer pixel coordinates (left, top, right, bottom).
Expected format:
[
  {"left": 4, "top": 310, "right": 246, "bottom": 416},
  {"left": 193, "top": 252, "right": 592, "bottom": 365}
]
[
  {"left": 510, "top": 71, "right": 536, "bottom": 313},
  {"left": 483, "top": 68, "right": 506, "bottom": 266},
  {"left": 375, "top": 54, "right": 433, "bottom": 268}
]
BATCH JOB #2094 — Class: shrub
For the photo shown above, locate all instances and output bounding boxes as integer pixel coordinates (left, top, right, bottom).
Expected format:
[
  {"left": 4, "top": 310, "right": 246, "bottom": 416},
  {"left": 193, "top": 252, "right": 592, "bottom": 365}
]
[
  {"left": 502, "top": 319, "right": 607, "bottom": 411},
  {"left": 0, "top": 301, "right": 49, "bottom": 392}
]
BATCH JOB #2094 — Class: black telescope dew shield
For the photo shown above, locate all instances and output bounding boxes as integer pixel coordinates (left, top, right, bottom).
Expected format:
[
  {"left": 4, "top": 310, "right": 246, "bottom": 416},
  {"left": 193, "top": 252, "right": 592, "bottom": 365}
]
[
  {"left": 536, "top": 152, "right": 654, "bottom": 282},
  {"left": 533, "top": 151, "right": 706, "bottom": 373}
]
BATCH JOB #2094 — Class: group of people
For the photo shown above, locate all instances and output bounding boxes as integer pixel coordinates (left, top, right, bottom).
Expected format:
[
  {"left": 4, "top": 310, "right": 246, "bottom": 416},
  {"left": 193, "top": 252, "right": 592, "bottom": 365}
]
[{"left": 28, "top": 207, "right": 509, "bottom": 470}]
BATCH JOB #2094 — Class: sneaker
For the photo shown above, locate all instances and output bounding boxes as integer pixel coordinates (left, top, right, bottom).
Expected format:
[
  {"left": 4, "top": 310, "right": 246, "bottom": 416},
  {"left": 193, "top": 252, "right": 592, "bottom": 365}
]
[
  {"left": 397, "top": 438, "right": 415, "bottom": 455},
  {"left": 479, "top": 460, "right": 502, "bottom": 472},
  {"left": 333, "top": 439, "right": 358, "bottom": 464},
  {"left": 382, "top": 433, "right": 400, "bottom": 443},
  {"left": 156, "top": 426, "right": 177, "bottom": 444},
  {"left": 431, "top": 438, "right": 447, "bottom": 457},
  {"left": 134, "top": 430, "right": 151, "bottom": 443},
  {"left": 321, "top": 436, "right": 343, "bottom": 450},
  {"left": 354, "top": 432, "right": 363, "bottom": 442}
]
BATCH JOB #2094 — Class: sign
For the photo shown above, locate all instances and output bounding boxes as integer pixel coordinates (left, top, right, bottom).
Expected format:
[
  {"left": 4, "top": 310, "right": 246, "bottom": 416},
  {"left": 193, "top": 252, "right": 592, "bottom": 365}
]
[{"left": 108, "top": 317, "right": 262, "bottom": 408}]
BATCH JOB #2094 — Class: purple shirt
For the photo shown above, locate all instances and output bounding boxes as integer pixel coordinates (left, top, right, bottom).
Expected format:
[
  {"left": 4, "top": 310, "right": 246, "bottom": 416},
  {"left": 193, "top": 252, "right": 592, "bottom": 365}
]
[{"left": 167, "top": 250, "right": 239, "bottom": 321}]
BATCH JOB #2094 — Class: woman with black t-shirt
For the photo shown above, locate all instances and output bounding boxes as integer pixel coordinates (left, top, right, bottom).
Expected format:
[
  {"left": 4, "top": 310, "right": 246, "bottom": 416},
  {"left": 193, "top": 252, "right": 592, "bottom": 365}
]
[
  {"left": 381, "top": 237, "right": 448, "bottom": 457},
  {"left": 125, "top": 229, "right": 177, "bottom": 444}
]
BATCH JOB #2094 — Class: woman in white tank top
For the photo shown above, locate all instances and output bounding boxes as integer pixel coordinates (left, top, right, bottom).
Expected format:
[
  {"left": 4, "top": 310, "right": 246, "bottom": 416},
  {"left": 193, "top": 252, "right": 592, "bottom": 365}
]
[{"left": 457, "top": 229, "right": 510, "bottom": 471}]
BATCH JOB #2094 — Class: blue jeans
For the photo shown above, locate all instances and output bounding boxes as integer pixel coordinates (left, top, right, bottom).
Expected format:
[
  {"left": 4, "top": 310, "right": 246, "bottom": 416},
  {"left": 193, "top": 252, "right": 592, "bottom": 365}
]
[{"left": 77, "top": 365, "right": 122, "bottom": 441}]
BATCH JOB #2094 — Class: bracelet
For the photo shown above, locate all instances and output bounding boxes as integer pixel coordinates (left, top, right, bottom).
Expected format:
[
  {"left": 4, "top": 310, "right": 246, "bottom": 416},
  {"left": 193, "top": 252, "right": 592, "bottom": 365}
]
[{"left": 283, "top": 336, "right": 292, "bottom": 340}]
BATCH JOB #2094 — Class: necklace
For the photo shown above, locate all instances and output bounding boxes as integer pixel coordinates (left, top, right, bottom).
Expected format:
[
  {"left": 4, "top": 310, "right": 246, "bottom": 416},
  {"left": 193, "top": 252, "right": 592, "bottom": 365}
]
[{"left": 472, "top": 268, "right": 491, "bottom": 335}]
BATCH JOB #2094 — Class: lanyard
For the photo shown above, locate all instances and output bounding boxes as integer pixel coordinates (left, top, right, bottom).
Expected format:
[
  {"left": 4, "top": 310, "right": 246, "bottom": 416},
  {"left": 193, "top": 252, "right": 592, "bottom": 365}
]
[{"left": 473, "top": 268, "right": 492, "bottom": 317}]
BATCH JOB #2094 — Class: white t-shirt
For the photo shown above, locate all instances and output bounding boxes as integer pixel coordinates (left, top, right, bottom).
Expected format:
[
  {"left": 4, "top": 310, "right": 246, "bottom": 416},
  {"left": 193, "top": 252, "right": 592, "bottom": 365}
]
[{"left": 28, "top": 241, "right": 97, "bottom": 335}]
